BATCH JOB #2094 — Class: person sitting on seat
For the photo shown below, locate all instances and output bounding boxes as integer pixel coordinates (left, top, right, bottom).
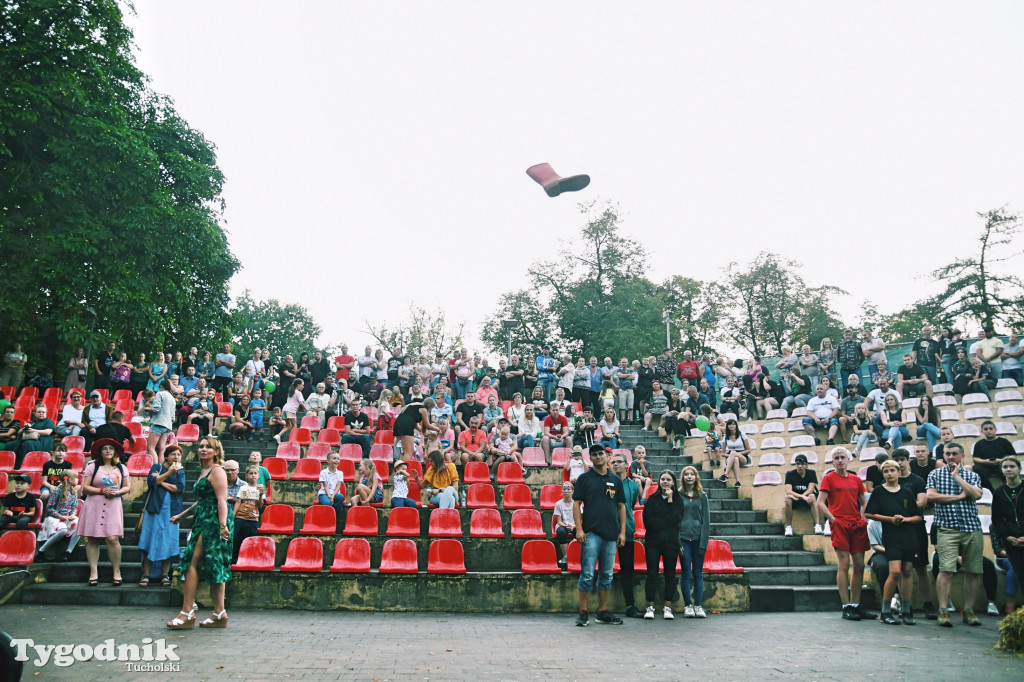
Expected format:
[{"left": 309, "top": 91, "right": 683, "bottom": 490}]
[
  {"left": 784, "top": 453, "right": 821, "bottom": 536},
  {"left": 896, "top": 353, "right": 933, "bottom": 399}
]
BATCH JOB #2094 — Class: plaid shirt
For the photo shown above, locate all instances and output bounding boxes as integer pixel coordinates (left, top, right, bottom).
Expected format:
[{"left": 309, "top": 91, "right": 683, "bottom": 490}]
[
  {"left": 655, "top": 355, "right": 676, "bottom": 384},
  {"left": 836, "top": 340, "right": 864, "bottom": 371},
  {"left": 926, "top": 466, "right": 982, "bottom": 532}
]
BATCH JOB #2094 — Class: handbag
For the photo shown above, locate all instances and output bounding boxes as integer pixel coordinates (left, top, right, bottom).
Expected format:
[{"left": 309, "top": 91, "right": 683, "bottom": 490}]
[{"left": 135, "top": 488, "right": 152, "bottom": 532}]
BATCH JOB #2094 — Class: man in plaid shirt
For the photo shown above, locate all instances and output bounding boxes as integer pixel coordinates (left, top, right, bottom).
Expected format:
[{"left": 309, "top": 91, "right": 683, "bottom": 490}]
[
  {"left": 836, "top": 328, "right": 865, "bottom": 390},
  {"left": 926, "top": 442, "right": 984, "bottom": 627},
  {"left": 655, "top": 349, "right": 676, "bottom": 386}
]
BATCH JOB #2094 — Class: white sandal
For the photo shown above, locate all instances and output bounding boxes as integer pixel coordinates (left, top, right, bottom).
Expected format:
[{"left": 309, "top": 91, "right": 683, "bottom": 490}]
[
  {"left": 166, "top": 609, "right": 196, "bottom": 629},
  {"left": 198, "top": 610, "right": 228, "bottom": 628}
]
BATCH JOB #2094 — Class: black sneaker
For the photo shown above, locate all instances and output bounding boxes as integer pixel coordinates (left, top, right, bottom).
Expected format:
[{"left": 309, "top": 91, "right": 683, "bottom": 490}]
[
  {"left": 856, "top": 604, "right": 878, "bottom": 620},
  {"left": 60, "top": 553, "right": 72, "bottom": 563},
  {"left": 842, "top": 605, "right": 861, "bottom": 621},
  {"left": 826, "top": 438, "right": 835, "bottom": 446},
  {"left": 923, "top": 602, "right": 938, "bottom": 620},
  {"left": 575, "top": 611, "right": 589, "bottom": 627},
  {"left": 880, "top": 612, "right": 900, "bottom": 625},
  {"left": 595, "top": 610, "right": 623, "bottom": 625},
  {"left": 625, "top": 605, "right": 645, "bottom": 619},
  {"left": 902, "top": 610, "right": 916, "bottom": 626},
  {"left": 814, "top": 438, "right": 821, "bottom": 446}
]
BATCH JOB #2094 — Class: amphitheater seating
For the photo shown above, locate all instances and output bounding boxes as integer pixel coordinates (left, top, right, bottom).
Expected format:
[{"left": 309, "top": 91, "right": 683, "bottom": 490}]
[
  {"left": 126, "top": 454, "right": 154, "bottom": 476},
  {"left": 791, "top": 408, "right": 807, "bottom": 417},
  {"left": 276, "top": 442, "right": 301, "bottom": 461},
  {"left": 385, "top": 507, "right": 421, "bottom": 537},
  {"left": 216, "top": 402, "right": 232, "bottom": 418},
  {"left": 326, "top": 416, "right": 346, "bottom": 431},
  {"left": 339, "top": 444, "right": 362, "bottom": 462},
  {"left": 962, "top": 393, "right": 989, "bottom": 405},
  {"left": 521, "top": 447, "right": 547, "bottom": 467},
  {"left": 940, "top": 409, "right": 959, "bottom": 421},
  {"left": 952, "top": 424, "right": 980, "bottom": 438},
  {"left": 997, "top": 378, "right": 1020, "bottom": 389},
  {"left": 761, "top": 422, "right": 783, "bottom": 433},
  {"left": 933, "top": 396, "right": 957, "bottom": 406},
  {"left": 281, "top": 537, "right": 324, "bottom": 572},
  {"left": 791, "top": 451, "right": 817, "bottom": 464},
  {"left": 997, "top": 390, "right": 1023, "bottom": 402},
  {"left": 752, "top": 471, "right": 782, "bottom": 487},
  {"left": 317, "top": 429, "right": 341, "bottom": 446},
  {"left": 17, "top": 473, "right": 42, "bottom": 496},
  {"left": 374, "top": 430, "right": 395, "bottom": 444},
  {"left": 469, "top": 508, "right": 504, "bottom": 538},
  {"left": 306, "top": 442, "right": 332, "bottom": 462},
  {"left": 633, "top": 510, "right": 646, "bottom": 538},
  {"left": 790, "top": 435, "right": 815, "bottom": 448},
  {"left": 933, "top": 383, "right": 953, "bottom": 394},
  {"left": 539, "top": 484, "right": 562, "bottom": 510},
  {"left": 760, "top": 437, "right": 785, "bottom": 450},
  {"left": 496, "top": 462, "right": 525, "bottom": 485},
  {"left": 17, "top": 451, "right": 48, "bottom": 473},
  {"left": 979, "top": 488, "right": 993, "bottom": 506},
  {"left": 511, "top": 509, "right": 546, "bottom": 538},
  {"left": 757, "top": 453, "right": 784, "bottom": 467},
  {"left": 0, "top": 451, "right": 14, "bottom": 473},
  {"left": 765, "top": 409, "right": 787, "bottom": 420},
  {"left": 996, "top": 422, "right": 1017, "bottom": 436},
  {"left": 860, "top": 447, "right": 886, "bottom": 462},
  {"left": 428, "top": 539, "right": 466, "bottom": 574},
  {"left": 61, "top": 435, "right": 85, "bottom": 453},
  {"left": 342, "top": 506, "right": 378, "bottom": 536},
  {"left": 704, "top": 539, "right": 743, "bottom": 573},
  {"left": 521, "top": 540, "right": 562, "bottom": 574},
  {"left": 231, "top": 536, "right": 276, "bottom": 571},
  {"left": 369, "top": 443, "right": 393, "bottom": 463},
  {"left": 288, "top": 428, "right": 312, "bottom": 446},
  {"left": 427, "top": 508, "right": 462, "bottom": 537},
  {"left": 902, "top": 397, "right": 920, "bottom": 409},
  {"left": 999, "top": 405, "right": 1024, "bottom": 418},
  {"left": 467, "top": 483, "right": 497, "bottom": 509},
  {"left": 0, "top": 473, "right": 7, "bottom": 492},
  {"left": 0, "top": 530, "right": 35, "bottom": 567},
  {"left": 1014, "top": 440, "right": 1024, "bottom": 454},
  {"left": 299, "top": 505, "right": 337, "bottom": 534},
  {"left": 370, "top": 458, "right": 390, "bottom": 483},
  {"left": 551, "top": 447, "right": 573, "bottom": 468},
  {"left": 257, "top": 504, "right": 295, "bottom": 534},
  {"left": 740, "top": 424, "right": 758, "bottom": 435},
  {"left": 786, "top": 421, "right": 803, "bottom": 432},
  {"left": 502, "top": 484, "right": 534, "bottom": 510},
  {"left": 463, "top": 462, "right": 490, "bottom": 484},
  {"left": 379, "top": 539, "right": 418, "bottom": 573},
  {"left": 263, "top": 457, "right": 289, "bottom": 481},
  {"left": 329, "top": 538, "right": 371, "bottom": 573},
  {"left": 964, "top": 407, "right": 993, "bottom": 420}
]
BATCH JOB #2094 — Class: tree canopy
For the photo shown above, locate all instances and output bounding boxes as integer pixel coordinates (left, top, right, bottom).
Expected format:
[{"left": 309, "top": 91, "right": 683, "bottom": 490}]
[
  {"left": 229, "top": 290, "right": 322, "bottom": 365},
  {"left": 0, "top": 0, "right": 239, "bottom": 366}
]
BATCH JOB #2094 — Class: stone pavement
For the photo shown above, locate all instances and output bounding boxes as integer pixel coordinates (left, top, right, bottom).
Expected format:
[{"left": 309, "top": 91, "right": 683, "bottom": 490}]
[{"left": 1, "top": 605, "right": 1021, "bottom": 680}]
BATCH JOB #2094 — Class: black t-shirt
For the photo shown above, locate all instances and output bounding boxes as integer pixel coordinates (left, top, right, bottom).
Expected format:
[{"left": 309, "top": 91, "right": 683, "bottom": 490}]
[
  {"left": 973, "top": 437, "right": 1016, "bottom": 465},
  {"left": 865, "top": 484, "right": 921, "bottom": 549},
  {"left": 912, "top": 338, "right": 938, "bottom": 367},
  {"left": 94, "top": 422, "right": 133, "bottom": 446},
  {"left": 866, "top": 465, "right": 885, "bottom": 489},
  {"left": 345, "top": 411, "right": 370, "bottom": 432},
  {"left": 455, "top": 401, "right": 485, "bottom": 426},
  {"left": 309, "top": 359, "right": 331, "bottom": 386},
  {"left": 572, "top": 468, "right": 625, "bottom": 542},
  {"left": 504, "top": 364, "right": 525, "bottom": 397},
  {"left": 898, "top": 472, "right": 926, "bottom": 501},
  {"left": 41, "top": 460, "right": 73, "bottom": 487},
  {"left": 898, "top": 364, "right": 926, "bottom": 381},
  {"left": 386, "top": 357, "right": 405, "bottom": 383},
  {"left": 909, "top": 458, "right": 936, "bottom": 481},
  {"left": 785, "top": 469, "right": 819, "bottom": 495},
  {"left": 97, "top": 350, "right": 113, "bottom": 377},
  {"left": 3, "top": 492, "right": 37, "bottom": 517}
]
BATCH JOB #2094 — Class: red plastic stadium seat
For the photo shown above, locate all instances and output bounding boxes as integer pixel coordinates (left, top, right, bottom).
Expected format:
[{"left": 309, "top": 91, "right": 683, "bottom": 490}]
[
  {"left": 704, "top": 539, "right": 744, "bottom": 573},
  {"left": 126, "top": 454, "right": 154, "bottom": 476},
  {"left": 0, "top": 386, "right": 13, "bottom": 400},
  {"left": 428, "top": 508, "right": 463, "bottom": 537},
  {"left": 13, "top": 407, "right": 30, "bottom": 425},
  {"left": 0, "top": 473, "right": 7, "bottom": 492},
  {"left": 280, "top": 537, "right": 324, "bottom": 572},
  {"left": 521, "top": 539, "right": 562, "bottom": 574},
  {"left": 405, "top": 461, "right": 424, "bottom": 479},
  {"left": 378, "top": 538, "right": 418, "bottom": 573},
  {"left": 17, "top": 387, "right": 38, "bottom": 400},
  {"left": 215, "top": 402, "right": 232, "bottom": 418},
  {"left": 61, "top": 436, "right": 85, "bottom": 453},
  {"left": 22, "top": 473, "right": 43, "bottom": 496},
  {"left": 427, "top": 539, "right": 466, "bottom": 574},
  {"left": 24, "top": 499, "right": 43, "bottom": 529},
  {"left": 510, "top": 509, "right": 546, "bottom": 538},
  {"left": 300, "top": 505, "right": 337, "bottom": 535},
  {"left": 317, "top": 429, "right": 341, "bottom": 447},
  {"left": 113, "top": 389, "right": 133, "bottom": 402},
  {"left": 43, "top": 387, "right": 62, "bottom": 402},
  {"left": 500, "top": 400, "right": 513, "bottom": 412},
  {"left": 466, "top": 483, "right": 497, "bottom": 509},
  {"left": 262, "top": 457, "right": 289, "bottom": 481},
  {"left": 369, "top": 443, "right": 393, "bottom": 461},
  {"left": 374, "top": 430, "right": 394, "bottom": 445},
  {"left": 329, "top": 538, "right": 371, "bottom": 573},
  {"left": 339, "top": 459, "right": 356, "bottom": 481},
  {"left": 175, "top": 424, "right": 199, "bottom": 442},
  {"left": 338, "top": 443, "right": 363, "bottom": 462},
  {"left": 0, "top": 530, "right": 37, "bottom": 567},
  {"left": 288, "top": 428, "right": 312, "bottom": 447},
  {"left": 300, "top": 415, "right": 321, "bottom": 432},
  {"left": 231, "top": 536, "right": 276, "bottom": 571},
  {"left": 306, "top": 442, "right": 332, "bottom": 462},
  {"left": 342, "top": 506, "right": 379, "bottom": 536},
  {"left": 0, "top": 451, "right": 14, "bottom": 473},
  {"left": 257, "top": 504, "right": 295, "bottom": 534},
  {"left": 126, "top": 438, "right": 147, "bottom": 455},
  {"left": 633, "top": 510, "right": 646, "bottom": 538},
  {"left": 502, "top": 484, "right": 534, "bottom": 510},
  {"left": 371, "top": 459, "right": 390, "bottom": 484},
  {"left": 386, "top": 507, "right": 421, "bottom": 537},
  {"left": 18, "top": 451, "right": 49, "bottom": 473},
  {"left": 275, "top": 442, "right": 301, "bottom": 461},
  {"left": 539, "top": 484, "right": 562, "bottom": 510},
  {"left": 496, "top": 462, "right": 525, "bottom": 485},
  {"left": 469, "top": 508, "right": 504, "bottom": 538},
  {"left": 521, "top": 447, "right": 547, "bottom": 467},
  {"left": 326, "top": 416, "right": 346, "bottom": 431},
  {"left": 462, "top": 461, "right": 490, "bottom": 484},
  {"left": 551, "top": 448, "right": 572, "bottom": 467},
  {"left": 571, "top": 402, "right": 583, "bottom": 415},
  {"left": 127, "top": 422, "right": 144, "bottom": 438}
]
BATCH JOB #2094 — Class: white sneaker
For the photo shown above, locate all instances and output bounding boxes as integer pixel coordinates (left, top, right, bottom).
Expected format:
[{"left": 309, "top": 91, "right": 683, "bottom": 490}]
[
  {"left": 784, "top": 525, "right": 793, "bottom": 536},
  {"left": 813, "top": 524, "right": 823, "bottom": 535},
  {"left": 823, "top": 521, "right": 831, "bottom": 536},
  {"left": 643, "top": 606, "right": 655, "bottom": 620},
  {"left": 891, "top": 596, "right": 901, "bottom": 613},
  {"left": 987, "top": 602, "right": 1000, "bottom": 616},
  {"left": 663, "top": 606, "right": 674, "bottom": 620},
  {"left": 694, "top": 606, "right": 707, "bottom": 618},
  {"left": 683, "top": 605, "right": 695, "bottom": 618}
]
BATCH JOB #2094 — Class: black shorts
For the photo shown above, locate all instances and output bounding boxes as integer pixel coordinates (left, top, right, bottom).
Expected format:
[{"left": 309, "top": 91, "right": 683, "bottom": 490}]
[
  {"left": 884, "top": 545, "right": 915, "bottom": 563},
  {"left": 911, "top": 528, "right": 929, "bottom": 567},
  {"left": 791, "top": 498, "right": 811, "bottom": 509}
]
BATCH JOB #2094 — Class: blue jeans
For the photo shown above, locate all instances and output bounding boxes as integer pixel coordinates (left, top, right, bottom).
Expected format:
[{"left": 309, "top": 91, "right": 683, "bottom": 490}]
[
  {"left": 841, "top": 367, "right": 862, "bottom": 391},
  {"left": 781, "top": 394, "right": 809, "bottom": 413},
  {"left": 342, "top": 433, "right": 371, "bottom": 457},
  {"left": 317, "top": 492, "right": 346, "bottom": 521},
  {"left": 917, "top": 422, "right": 941, "bottom": 451},
  {"left": 517, "top": 434, "right": 536, "bottom": 449},
  {"left": 680, "top": 540, "right": 706, "bottom": 606},
  {"left": 539, "top": 377, "right": 556, "bottom": 404},
  {"left": 883, "top": 426, "right": 911, "bottom": 449},
  {"left": 854, "top": 431, "right": 877, "bottom": 452},
  {"left": 577, "top": 532, "right": 617, "bottom": 593},
  {"left": 390, "top": 496, "right": 418, "bottom": 508},
  {"left": 1003, "top": 367, "right": 1023, "bottom": 387},
  {"left": 940, "top": 356, "right": 953, "bottom": 384},
  {"left": 429, "top": 486, "right": 457, "bottom": 509},
  {"left": 599, "top": 437, "right": 618, "bottom": 450},
  {"left": 990, "top": 361, "right": 1003, "bottom": 381},
  {"left": 455, "top": 378, "right": 472, "bottom": 400}
]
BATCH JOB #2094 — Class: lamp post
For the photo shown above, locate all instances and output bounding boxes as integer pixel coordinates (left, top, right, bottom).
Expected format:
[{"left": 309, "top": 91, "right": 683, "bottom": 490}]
[
  {"left": 501, "top": 320, "right": 517, "bottom": 360},
  {"left": 83, "top": 307, "right": 97, "bottom": 390},
  {"left": 663, "top": 310, "right": 671, "bottom": 350}
]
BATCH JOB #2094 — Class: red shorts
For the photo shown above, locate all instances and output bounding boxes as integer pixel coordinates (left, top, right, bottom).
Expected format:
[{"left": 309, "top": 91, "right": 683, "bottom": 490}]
[{"left": 830, "top": 519, "right": 869, "bottom": 554}]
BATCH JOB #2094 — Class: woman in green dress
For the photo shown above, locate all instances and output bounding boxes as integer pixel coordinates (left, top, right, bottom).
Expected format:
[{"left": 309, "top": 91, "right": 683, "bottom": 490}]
[{"left": 167, "top": 436, "right": 233, "bottom": 629}]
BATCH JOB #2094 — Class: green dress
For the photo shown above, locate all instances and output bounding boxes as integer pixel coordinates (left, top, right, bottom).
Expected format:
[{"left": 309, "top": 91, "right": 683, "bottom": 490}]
[{"left": 182, "top": 473, "right": 233, "bottom": 584}]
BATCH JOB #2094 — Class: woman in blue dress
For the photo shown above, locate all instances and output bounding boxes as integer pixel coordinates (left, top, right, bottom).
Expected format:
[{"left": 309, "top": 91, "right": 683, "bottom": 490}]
[{"left": 139, "top": 445, "right": 185, "bottom": 586}]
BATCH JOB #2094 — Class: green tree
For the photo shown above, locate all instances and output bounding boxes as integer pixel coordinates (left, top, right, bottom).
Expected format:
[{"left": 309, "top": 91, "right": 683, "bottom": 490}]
[
  {"left": 660, "top": 276, "right": 722, "bottom": 356},
  {"left": 480, "top": 290, "right": 559, "bottom": 360},
  {"left": 364, "top": 305, "right": 464, "bottom": 360},
  {"left": 229, "top": 291, "right": 323, "bottom": 365},
  {"left": 0, "top": 0, "right": 238, "bottom": 369},
  {"left": 721, "top": 253, "right": 807, "bottom": 356}
]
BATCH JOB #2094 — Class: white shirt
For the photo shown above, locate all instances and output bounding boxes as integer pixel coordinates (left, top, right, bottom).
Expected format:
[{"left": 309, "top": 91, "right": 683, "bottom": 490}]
[
  {"left": 806, "top": 395, "right": 839, "bottom": 420},
  {"left": 318, "top": 467, "right": 345, "bottom": 497},
  {"left": 59, "top": 404, "right": 84, "bottom": 426},
  {"left": 866, "top": 388, "right": 901, "bottom": 412}
]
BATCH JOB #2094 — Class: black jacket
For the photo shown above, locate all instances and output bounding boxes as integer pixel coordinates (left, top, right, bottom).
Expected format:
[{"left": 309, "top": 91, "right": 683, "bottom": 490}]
[
  {"left": 642, "top": 491, "right": 683, "bottom": 547},
  {"left": 992, "top": 482, "right": 1024, "bottom": 547}
]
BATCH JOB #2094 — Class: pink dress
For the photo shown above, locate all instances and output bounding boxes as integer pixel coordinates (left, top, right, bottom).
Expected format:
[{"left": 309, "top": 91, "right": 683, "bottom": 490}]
[{"left": 77, "top": 461, "right": 126, "bottom": 538}]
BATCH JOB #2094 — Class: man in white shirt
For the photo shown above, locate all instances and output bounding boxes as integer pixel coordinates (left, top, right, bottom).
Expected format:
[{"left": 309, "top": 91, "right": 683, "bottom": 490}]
[
  {"left": 305, "top": 383, "right": 331, "bottom": 428},
  {"left": 860, "top": 330, "right": 887, "bottom": 367},
  {"left": 803, "top": 383, "right": 841, "bottom": 445},
  {"left": 357, "top": 346, "right": 376, "bottom": 386},
  {"left": 863, "top": 375, "right": 902, "bottom": 447}
]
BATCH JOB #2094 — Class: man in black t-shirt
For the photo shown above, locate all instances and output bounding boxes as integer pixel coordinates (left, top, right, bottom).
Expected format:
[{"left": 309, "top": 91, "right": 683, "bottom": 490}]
[
  {"left": 454, "top": 392, "right": 485, "bottom": 441},
  {"left": 341, "top": 404, "right": 372, "bottom": 457},
  {"left": 386, "top": 347, "right": 406, "bottom": 387},
  {"left": 908, "top": 444, "right": 937, "bottom": 486},
  {"left": 912, "top": 326, "right": 941, "bottom": 384},
  {"left": 896, "top": 354, "right": 932, "bottom": 398},
  {"left": 865, "top": 451, "right": 888, "bottom": 493},
  {"left": 784, "top": 454, "right": 821, "bottom": 535},
  {"left": 309, "top": 351, "right": 332, "bottom": 389},
  {"left": 572, "top": 445, "right": 626, "bottom": 627},
  {"left": 40, "top": 446, "right": 73, "bottom": 502},
  {"left": 893, "top": 448, "right": 938, "bottom": 619},
  {"left": 94, "top": 411, "right": 135, "bottom": 449},
  {"left": 93, "top": 341, "right": 116, "bottom": 391},
  {"left": 504, "top": 356, "right": 525, "bottom": 400},
  {"left": 972, "top": 420, "right": 1015, "bottom": 490}
]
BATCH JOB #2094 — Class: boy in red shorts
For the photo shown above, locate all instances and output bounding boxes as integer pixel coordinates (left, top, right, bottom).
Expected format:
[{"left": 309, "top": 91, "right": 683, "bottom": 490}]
[{"left": 817, "top": 446, "right": 876, "bottom": 621}]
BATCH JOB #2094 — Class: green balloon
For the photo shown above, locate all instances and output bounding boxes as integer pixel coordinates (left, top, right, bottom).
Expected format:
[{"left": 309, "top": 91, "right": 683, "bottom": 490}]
[
  {"left": 0, "top": 399, "right": 9, "bottom": 412},
  {"left": 695, "top": 415, "right": 711, "bottom": 432},
  {"left": 264, "top": 380, "right": 276, "bottom": 394}
]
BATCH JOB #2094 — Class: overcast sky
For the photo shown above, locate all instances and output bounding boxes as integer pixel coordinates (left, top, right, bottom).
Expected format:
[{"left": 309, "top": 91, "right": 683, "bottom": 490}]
[{"left": 127, "top": 1, "right": 1024, "bottom": 357}]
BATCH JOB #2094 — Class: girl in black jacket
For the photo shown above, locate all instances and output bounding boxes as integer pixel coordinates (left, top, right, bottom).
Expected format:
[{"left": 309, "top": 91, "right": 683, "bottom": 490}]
[
  {"left": 642, "top": 469, "right": 683, "bottom": 620},
  {"left": 992, "top": 457, "right": 1024, "bottom": 589}
]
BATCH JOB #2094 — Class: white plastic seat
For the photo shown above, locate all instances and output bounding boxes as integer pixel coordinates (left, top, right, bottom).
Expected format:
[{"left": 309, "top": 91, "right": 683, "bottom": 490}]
[
  {"left": 940, "top": 409, "right": 959, "bottom": 421},
  {"left": 933, "top": 383, "right": 953, "bottom": 394},
  {"left": 964, "top": 407, "right": 993, "bottom": 420},
  {"left": 980, "top": 514, "right": 991, "bottom": 534},
  {"left": 1015, "top": 440, "right": 1024, "bottom": 455},
  {"left": 860, "top": 447, "right": 886, "bottom": 462},
  {"left": 996, "top": 378, "right": 1020, "bottom": 389},
  {"left": 765, "top": 409, "right": 787, "bottom": 420},
  {"left": 979, "top": 488, "right": 993, "bottom": 506},
  {"left": 933, "top": 395, "right": 957, "bottom": 406},
  {"left": 760, "top": 422, "right": 783, "bottom": 434},
  {"left": 759, "top": 437, "right": 785, "bottom": 450},
  {"left": 718, "top": 413, "right": 737, "bottom": 423},
  {"left": 995, "top": 390, "right": 1023, "bottom": 403},
  {"left": 752, "top": 471, "right": 783, "bottom": 487},
  {"left": 740, "top": 424, "right": 759, "bottom": 435},
  {"left": 790, "top": 451, "right": 818, "bottom": 464},
  {"left": 789, "top": 435, "right": 815, "bottom": 448},
  {"left": 791, "top": 407, "right": 808, "bottom": 418},
  {"left": 962, "top": 393, "right": 990, "bottom": 405},
  {"left": 902, "top": 397, "right": 921, "bottom": 410},
  {"left": 758, "top": 453, "right": 785, "bottom": 466},
  {"left": 951, "top": 424, "right": 980, "bottom": 438},
  {"left": 787, "top": 420, "right": 804, "bottom": 432},
  {"left": 998, "top": 405, "right": 1024, "bottom": 418},
  {"left": 995, "top": 422, "right": 1018, "bottom": 436}
]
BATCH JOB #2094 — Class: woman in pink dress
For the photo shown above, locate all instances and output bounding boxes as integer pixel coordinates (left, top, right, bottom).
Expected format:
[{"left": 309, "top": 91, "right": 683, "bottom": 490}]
[
  {"left": 64, "top": 347, "right": 88, "bottom": 393},
  {"left": 78, "top": 438, "right": 131, "bottom": 586}
]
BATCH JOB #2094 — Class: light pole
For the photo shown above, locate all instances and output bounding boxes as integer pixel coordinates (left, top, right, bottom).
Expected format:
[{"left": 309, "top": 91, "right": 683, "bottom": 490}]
[
  {"left": 663, "top": 310, "right": 671, "bottom": 350},
  {"left": 501, "top": 320, "right": 517, "bottom": 360},
  {"left": 83, "top": 307, "right": 97, "bottom": 390}
]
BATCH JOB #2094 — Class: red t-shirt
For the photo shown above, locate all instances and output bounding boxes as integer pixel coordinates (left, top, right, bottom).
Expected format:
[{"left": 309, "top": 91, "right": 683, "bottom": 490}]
[
  {"left": 676, "top": 361, "right": 699, "bottom": 381},
  {"left": 458, "top": 429, "right": 486, "bottom": 453},
  {"left": 335, "top": 355, "right": 354, "bottom": 381},
  {"left": 544, "top": 415, "right": 569, "bottom": 440},
  {"left": 819, "top": 470, "right": 865, "bottom": 524}
]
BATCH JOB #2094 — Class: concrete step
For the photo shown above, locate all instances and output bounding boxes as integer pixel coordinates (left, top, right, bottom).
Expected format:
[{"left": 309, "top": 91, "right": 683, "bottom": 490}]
[
  {"left": 742, "top": 566, "right": 838, "bottom": 586},
  {"left": 750, "top": 585, "right": 877, "bottom": 612},
  {"left": 732, "top": 551, "right": 825, "bottom": 568},
  {"left": 715, "top": 535, "right": 805, "bottom": 552},
  {"left": 711, "top": 523, "right": 784, "bottom": 536},
  {"left": 20, "top": 583, "right": 176, "bottom": 607}
]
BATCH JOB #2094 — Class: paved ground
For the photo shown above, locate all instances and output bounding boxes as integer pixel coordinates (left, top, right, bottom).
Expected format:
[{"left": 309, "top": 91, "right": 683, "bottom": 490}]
[{"left": 1, "top": 605, "right": 1021, "bottom": 680}]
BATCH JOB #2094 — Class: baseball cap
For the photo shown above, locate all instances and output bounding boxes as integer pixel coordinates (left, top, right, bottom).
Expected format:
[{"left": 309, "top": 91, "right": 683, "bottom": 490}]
[
  {"left": 12, "top": 473, "right": 32, "bottom": 484},
  {"left": 89, "top": 390, "right": 101, "bottom": 397},
  {"left": 794, "top": 454, "right": 808, "bottom": 464}
]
